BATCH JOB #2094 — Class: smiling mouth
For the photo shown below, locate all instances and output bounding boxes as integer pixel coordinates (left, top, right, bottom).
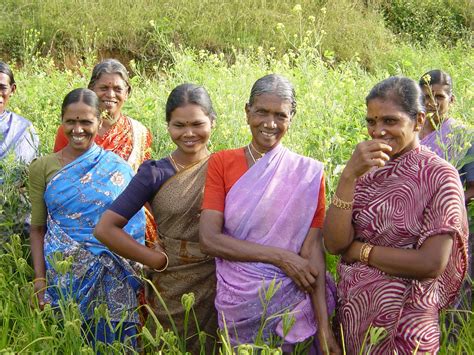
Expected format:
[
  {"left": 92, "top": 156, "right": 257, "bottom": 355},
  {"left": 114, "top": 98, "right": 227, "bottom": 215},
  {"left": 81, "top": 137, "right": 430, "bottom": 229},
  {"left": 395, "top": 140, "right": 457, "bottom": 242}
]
[
  {"left": 71, "top": 136, "right": 87, "bottom": 142},
  {"left": 103, "top": 100, "right": 117, "bottom": 106},
  {"left": 183, "top": 140, "right": 199, "bottom": 146},
  {"left": 260, "top": 131, "right": 277, "bottom": 138}
]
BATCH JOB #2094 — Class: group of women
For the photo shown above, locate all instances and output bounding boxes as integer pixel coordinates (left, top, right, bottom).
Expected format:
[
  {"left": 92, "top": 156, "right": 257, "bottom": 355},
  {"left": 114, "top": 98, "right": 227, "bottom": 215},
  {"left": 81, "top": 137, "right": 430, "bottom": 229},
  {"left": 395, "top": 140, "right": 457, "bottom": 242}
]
[{"left": 0, "top": 58, "right": 471, "bottom": 353}]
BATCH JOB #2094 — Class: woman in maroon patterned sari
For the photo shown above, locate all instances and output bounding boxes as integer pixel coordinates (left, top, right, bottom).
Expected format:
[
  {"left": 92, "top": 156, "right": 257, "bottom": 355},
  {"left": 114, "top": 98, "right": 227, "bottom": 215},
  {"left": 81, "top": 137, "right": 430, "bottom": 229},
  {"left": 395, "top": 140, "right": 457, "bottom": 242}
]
[{"left": 323, "top": 76, "right": 468, "bottom": 354}]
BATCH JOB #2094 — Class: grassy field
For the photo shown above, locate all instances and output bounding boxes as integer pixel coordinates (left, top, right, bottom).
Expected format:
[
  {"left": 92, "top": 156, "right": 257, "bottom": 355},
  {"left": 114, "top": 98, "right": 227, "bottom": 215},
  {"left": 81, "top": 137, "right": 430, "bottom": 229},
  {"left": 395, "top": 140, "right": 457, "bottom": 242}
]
[{"left": 1, "top": 0, "right": 473, "bottom": 353}]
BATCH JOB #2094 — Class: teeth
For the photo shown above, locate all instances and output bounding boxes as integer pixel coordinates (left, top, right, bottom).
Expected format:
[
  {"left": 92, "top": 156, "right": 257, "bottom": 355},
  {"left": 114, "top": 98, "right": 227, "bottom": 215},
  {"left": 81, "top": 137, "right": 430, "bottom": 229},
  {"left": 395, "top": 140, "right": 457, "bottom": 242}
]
[
  {"left": 261, "top": 131, "right": 275, "bottom": 137},
  {"left": 72, "top": 136, "right": 86, "bottom": 142}
]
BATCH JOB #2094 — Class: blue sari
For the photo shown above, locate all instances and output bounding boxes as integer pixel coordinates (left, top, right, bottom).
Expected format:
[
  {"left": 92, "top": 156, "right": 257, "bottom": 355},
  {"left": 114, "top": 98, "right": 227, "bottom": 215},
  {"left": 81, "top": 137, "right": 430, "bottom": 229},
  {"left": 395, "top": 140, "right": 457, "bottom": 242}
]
[{"left": 43, "top": 144, "right": 145, "bottom": 345}]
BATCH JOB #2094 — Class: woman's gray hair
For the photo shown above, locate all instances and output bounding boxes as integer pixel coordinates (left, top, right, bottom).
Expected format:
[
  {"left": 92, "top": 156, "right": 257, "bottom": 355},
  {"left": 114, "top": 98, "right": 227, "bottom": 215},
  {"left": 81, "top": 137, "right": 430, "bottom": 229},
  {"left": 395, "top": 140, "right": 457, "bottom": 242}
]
[
  {"left": 88, "top": 59, "right": 131, "bottom": 95},
  {"left": 248, "top": 74, "right": 297, "bottom": 116},
  {"left": 366, "top": 76, "right": 425, "bottom": 120}
]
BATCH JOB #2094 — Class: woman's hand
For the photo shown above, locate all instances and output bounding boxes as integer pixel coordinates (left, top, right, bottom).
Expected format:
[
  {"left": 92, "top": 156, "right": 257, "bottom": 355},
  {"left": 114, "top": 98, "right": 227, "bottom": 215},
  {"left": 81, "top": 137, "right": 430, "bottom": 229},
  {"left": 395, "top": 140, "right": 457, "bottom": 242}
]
[
  {"left": 341, "top": 240, "right": 363, "bottom": 264},
  {"left": 343, "top": 140, "right": 392, "bottom": 180},
  {"left": 33, "top": 278, "right": 47, "bottom": 310},
  {"left": 318, "top": 326, "right": 341, "bottom": 355},
  {"left": 277, "top": 250, "right": 319, "bottom": 293}
]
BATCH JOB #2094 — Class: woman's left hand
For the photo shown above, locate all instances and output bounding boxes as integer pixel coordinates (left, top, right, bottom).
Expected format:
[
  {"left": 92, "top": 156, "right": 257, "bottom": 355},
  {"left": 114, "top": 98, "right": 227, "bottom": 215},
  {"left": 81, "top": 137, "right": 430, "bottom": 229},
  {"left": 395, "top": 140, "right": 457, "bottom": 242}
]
[
  {"left": 317, "top": 326, "right": 341, "bottom": 355},
  {"left": 341, "top": 240, "right": 363, "bottom": 264}
]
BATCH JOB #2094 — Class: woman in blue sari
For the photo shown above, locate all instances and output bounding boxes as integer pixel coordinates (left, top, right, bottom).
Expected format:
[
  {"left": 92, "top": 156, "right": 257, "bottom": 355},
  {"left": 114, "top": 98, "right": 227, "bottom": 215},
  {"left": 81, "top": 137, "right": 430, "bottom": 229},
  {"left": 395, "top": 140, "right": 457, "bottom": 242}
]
[{"left": 29, "top": 88, "right": 145, "bottom": 348}]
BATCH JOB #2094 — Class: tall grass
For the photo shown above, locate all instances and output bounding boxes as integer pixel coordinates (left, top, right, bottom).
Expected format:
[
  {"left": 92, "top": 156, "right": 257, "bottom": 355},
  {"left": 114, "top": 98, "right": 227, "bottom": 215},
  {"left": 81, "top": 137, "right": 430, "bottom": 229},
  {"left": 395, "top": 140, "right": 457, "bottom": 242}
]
[
  {"left": 2, "top": 0, "right": 472, "bottom": 70},
  {"left": 0, "top": 12, "right": 473, "bottom": 353}
]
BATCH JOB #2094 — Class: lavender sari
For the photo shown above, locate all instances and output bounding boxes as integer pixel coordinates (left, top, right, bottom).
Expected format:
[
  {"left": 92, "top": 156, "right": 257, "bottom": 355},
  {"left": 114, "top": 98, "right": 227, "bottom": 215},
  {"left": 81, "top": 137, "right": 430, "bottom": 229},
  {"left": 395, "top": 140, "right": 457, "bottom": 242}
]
[{"left": 216, "top": 144, "right": 336, "bottom": 345}]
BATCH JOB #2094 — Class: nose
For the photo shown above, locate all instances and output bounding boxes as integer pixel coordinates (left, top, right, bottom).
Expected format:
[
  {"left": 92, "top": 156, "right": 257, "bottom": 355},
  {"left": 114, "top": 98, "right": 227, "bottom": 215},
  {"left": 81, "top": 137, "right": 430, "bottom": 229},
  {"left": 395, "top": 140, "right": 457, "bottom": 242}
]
[
  {"left": 105, "top": 87, "right": 115, "bottom": 97},
  {"left": 262, "top": 116, "right": 277, "bottom": 129},
  {"left": 72, "top": 123, "right": 84, "bottom": 134},
  {"left": 183, "top": 127, "right": 195, "bottom": 137},
  {"left": 371, "top": 123, "right": 387, "bottom": 139}
]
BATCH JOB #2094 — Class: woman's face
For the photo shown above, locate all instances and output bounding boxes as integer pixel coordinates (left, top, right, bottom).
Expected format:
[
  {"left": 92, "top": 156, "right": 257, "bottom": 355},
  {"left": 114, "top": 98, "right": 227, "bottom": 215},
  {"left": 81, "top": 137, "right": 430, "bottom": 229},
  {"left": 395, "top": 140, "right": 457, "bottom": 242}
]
[
  {"left": 245, "top": 93, "right": 292, "bottom": 153},
  {"left": 62, "top": 102, "right": 101, "bottom": 152},
  {"left": 167, "top": 104, "right": 213, "bottom": 155},
  {"left": 422, "top": 83, "right": 453, "bottom": 126},
  {"left": 90, "top": 73, "right": 129, "bottom": 120},
  {"left": 0, "top": 73, "right": 16, "bottom": 114},
  {"left": 366, "top": 98, "right": 424, "bottom": 160}
]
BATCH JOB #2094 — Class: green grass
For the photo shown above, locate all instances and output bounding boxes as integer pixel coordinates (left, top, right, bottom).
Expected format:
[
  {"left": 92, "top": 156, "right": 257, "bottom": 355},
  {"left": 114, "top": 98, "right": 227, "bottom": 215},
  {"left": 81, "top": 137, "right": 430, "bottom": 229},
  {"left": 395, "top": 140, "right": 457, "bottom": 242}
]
[{"left": 1, "top": 6, "right": 473, "bottom": 352}]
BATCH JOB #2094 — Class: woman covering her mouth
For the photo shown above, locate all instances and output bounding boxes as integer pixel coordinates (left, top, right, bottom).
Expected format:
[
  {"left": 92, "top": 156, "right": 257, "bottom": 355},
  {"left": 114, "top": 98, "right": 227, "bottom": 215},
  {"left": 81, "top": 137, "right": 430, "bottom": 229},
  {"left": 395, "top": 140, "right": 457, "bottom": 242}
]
[
  {"left": 94, "top": 83, "right": 218, "bottom": 353},
  {"left": 29, "top": 88, "right": 146, "bottom": 349},
  {"left": 324, "top": 76, "right": 468, "bottom": 354},
  {"left": 199, "top": 74, "right": 339, "bottom": 353}
]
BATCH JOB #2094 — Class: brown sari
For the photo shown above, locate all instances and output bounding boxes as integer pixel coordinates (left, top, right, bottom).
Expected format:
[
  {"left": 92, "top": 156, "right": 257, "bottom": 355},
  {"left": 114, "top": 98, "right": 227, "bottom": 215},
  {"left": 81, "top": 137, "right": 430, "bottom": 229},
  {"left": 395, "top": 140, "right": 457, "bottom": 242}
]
[{"left": 146, "top": 157, "right": 217, "bottom": 351}]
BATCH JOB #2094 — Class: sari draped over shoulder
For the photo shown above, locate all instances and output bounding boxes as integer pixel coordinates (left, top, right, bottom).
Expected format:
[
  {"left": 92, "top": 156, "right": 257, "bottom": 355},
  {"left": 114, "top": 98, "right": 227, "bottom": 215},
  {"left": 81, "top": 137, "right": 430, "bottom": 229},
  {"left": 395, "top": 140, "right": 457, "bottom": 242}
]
[
  {"left": 0, "top": 110, "right": 38, "bottom": 163},
  {"left": 95, "top": 115, "right": 150, "bottom": 172},
  {"left": 217, "top": 144, "right": 336, "bottom": 345},
  {"left": 337, "top": 146, "right": 468, "bottom": 354},
  {"left": 147, "top": 157, "right": 217, "bottom": 349},
  {"left": 421, "top": 118, "right": 472, "bottom": 166},
  {"left": 43, "top": 144, "right": 146, "bottom": 326}
]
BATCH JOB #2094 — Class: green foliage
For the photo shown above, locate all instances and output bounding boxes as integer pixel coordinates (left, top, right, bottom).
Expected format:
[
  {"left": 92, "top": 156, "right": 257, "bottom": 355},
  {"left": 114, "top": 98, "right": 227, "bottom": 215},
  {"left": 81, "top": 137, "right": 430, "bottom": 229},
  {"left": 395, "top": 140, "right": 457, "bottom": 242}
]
[
  {"left": 1, "top": 0, "right": 471, "bottom": 70},
  {"left": 379, "top": 0, "right": 473, "bottom": 44}
]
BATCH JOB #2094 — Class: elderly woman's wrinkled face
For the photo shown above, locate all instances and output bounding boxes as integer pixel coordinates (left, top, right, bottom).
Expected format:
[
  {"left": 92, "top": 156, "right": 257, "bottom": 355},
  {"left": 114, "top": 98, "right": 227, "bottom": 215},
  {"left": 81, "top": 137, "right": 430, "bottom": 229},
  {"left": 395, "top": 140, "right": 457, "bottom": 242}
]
[
  {"left": 91, "top": 73, "right": 129, "bottom": 120},
  {"left": 245, "top": 93, "right": 292, "bottom": 153},
  {"left": 0, "top": 73, "right": 15, "bottom": 114},
  {"left": 366, "top": 98, "right": 424, "bottom": 160},
  {"left": 422, "top": 83, "right": 453, "bottom": 126}
]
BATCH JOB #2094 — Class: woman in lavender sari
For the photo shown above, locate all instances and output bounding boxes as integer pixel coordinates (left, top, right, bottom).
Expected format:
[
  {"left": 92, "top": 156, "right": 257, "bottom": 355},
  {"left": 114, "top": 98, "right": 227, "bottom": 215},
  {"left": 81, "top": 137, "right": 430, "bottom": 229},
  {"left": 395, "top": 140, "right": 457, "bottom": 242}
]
[
  {"left": 0, "top": 61, "right": 38, "bottom": 163},
  {"left": 200, "top": 74, "right": 339, "bottom": 353}
]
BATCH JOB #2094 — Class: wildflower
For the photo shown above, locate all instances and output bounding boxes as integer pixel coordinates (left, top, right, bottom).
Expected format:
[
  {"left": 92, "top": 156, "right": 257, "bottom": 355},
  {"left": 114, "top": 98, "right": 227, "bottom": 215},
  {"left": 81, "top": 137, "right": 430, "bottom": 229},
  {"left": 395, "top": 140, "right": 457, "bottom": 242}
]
[
  {"left": 276, "top": 23, "right": 285, "bottom": 31},
  {"left": 149, "top": 20, "right": 156, "bottom": 28},
  {"left": 422, "top": 74, "right": 432, "bottom": 85},
  {"left": 321, "top": 7, "right": 327, "bottom": 14},
  {"left": 181, "top": 292, "right": 195, "bottom": 312},
  {"left": 308, "top": 15, "right": 316, "bottom": 23},
  {"left": 292, "top": 4, "right": 302, "bottom": 13}
]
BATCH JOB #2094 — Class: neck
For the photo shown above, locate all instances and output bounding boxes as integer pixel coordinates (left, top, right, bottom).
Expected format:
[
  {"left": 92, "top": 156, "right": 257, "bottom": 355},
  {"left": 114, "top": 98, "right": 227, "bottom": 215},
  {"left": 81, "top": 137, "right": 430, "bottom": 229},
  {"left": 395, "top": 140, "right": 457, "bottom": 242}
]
[{"left": 172, "top": 148, "right": 209, "bottom": 166}]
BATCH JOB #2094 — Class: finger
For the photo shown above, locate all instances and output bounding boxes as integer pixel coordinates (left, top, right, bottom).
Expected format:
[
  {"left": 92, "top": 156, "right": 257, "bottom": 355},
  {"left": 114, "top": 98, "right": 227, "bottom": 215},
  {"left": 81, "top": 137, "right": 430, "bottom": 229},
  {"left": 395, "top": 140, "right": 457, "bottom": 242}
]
[
  {"left": 368, "top": 150, "right": 390, "bottom": 162},
  {"left": 369, "top": 140, "right": 392, "bottom": 152}
]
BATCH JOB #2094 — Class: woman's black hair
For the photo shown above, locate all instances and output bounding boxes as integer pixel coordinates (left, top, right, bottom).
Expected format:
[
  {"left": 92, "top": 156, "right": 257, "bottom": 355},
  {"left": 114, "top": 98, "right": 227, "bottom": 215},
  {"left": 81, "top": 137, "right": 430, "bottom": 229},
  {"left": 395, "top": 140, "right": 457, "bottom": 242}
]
[
  {"left": 419, "top": 69, "right": 453, "bottom": 95},
  {"left": 0, "top": 61, "right": 15, "bottom": 85},
  {"left": 165, "top": 83, "right": 217, "bottom": 123},
  {"left": 61, "top": 88, "right": 101, "bottom": 119},
  {"left": 366, "top": 76, "right": 425, "bottom": 120},
  {"left": 248, "top": 74, "right": 297, "bottom": 116}
]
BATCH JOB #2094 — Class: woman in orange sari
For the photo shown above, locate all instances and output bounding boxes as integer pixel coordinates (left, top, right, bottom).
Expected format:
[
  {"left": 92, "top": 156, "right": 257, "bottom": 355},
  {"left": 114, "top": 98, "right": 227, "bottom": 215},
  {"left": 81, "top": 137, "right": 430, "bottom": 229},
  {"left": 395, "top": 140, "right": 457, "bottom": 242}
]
[{"left": 54, "top": 58, "right": 156, "bottom": 242}]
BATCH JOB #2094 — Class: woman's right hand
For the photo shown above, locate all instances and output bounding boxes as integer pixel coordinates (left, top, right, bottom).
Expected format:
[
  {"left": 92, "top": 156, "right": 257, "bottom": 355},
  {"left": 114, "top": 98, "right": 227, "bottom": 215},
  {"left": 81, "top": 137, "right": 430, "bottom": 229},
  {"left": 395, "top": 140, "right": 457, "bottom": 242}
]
[
  {"left": 33, "top": 279, "right": 47, "bottom": 310},
  {"left": 276, "top": 251, "right": 319, "bottom": 293},
  {"left": 343, "top": 140, "right": 392, "bottom": 179}
]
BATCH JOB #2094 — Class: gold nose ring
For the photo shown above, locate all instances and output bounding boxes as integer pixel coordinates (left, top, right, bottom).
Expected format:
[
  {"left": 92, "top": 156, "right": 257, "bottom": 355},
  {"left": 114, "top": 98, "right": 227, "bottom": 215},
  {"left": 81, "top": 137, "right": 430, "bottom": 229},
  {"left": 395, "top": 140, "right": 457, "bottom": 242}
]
[
  {"left": 263, "top": 122, "right": 268, "bottom": 128},
  {"left": 381, "top": 130, "right": 386, "bottom": 136}
]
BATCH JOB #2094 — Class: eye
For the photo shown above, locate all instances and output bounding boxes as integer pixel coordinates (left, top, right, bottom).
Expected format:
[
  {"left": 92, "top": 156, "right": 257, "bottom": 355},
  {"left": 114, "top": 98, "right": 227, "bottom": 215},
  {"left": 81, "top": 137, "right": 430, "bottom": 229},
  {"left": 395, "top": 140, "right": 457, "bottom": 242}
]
[{"left": 365, "top": 119, "right": 375, "bottom": 126}]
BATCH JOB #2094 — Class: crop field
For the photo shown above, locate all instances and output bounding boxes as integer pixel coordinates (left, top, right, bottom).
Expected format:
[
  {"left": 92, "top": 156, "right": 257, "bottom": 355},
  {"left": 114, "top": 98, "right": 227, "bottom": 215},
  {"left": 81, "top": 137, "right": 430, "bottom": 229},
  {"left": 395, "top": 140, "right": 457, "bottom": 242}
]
[{"left": 1, "top": 0, "right": 473, "bottom": 353}]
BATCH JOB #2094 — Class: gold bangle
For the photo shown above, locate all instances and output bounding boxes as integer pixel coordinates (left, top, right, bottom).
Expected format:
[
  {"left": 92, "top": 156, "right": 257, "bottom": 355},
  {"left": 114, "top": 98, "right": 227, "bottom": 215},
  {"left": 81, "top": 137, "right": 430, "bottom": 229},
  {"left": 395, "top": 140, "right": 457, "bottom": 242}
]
[
  {"left": 331, "top": 194, "right": 354, "bottom": 210},
  {"left": 33, "top": 277, "right": 46, "bottom": 283},
  {"left": 153, "top": 251, "right": 169, "bottom": 273},
  {"left": 359, "top": 243, "right": 374, "bottom": 264}
]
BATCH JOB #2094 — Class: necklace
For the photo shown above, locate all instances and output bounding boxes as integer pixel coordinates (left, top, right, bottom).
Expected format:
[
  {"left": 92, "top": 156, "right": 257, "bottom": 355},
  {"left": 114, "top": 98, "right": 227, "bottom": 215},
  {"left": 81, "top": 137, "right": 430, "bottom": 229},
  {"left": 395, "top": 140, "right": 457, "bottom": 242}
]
[
  {"left": 247, "top": 144, "right": 264, "bottom": 164},
  {"left": 169, "top": 154, "right": 186, "bottom": 171},
  {"left": 249, "top": 142, "right": 265, "bottom": 156}
]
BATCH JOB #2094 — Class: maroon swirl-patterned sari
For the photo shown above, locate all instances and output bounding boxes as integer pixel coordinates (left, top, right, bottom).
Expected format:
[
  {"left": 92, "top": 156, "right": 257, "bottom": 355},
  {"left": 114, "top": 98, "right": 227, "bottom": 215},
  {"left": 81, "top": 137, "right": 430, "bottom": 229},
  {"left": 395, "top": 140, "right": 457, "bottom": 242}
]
[{"left": 337, "top": 146, "right": 468, "bottom": 354}]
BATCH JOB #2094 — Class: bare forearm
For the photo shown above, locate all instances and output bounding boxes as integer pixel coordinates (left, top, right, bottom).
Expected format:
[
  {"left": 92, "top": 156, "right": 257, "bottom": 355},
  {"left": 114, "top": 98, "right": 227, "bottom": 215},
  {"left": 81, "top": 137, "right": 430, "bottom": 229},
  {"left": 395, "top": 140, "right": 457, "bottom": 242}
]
[
  {"left": 323, "top": 173, "right": 357, "bottom": 254},
  {"left": 310, "top": 252, "right": 330, "bottom": 330},
  {"left": 30, "top": 226, "right": 46, "bottom": 278},
  {"left": 200, "top": 230, "right": 286, "bottom": 266},
  {"left": 94, "top": 212, "right": 166, "bottom": 270},
  {"left": 365, "top": 235, "right": 453, "bottom": 279}
]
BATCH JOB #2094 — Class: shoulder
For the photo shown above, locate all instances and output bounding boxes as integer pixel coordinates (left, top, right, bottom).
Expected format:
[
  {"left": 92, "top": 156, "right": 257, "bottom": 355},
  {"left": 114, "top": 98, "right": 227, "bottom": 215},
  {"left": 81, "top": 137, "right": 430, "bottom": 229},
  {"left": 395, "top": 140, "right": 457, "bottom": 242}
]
[
  {"left": 29, "top": 153, "right": 58, "bottom": 176},
  {"left": 135, "top": 157, "right": 175, "bottom": 184},
  {"left": 210, "top": 147, "right": 246, "bottom": 163},
  {"left": 286, "top": 149, "right": 324, "bottom": 172}
]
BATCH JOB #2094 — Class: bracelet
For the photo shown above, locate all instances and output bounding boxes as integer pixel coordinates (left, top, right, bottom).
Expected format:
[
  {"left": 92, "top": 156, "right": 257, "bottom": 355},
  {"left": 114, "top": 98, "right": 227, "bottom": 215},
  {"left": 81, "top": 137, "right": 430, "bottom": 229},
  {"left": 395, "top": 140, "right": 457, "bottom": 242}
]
[
  {"left": 33, "top": 277, "right": 46, "bottom": 283},
  {"left": 331, "top": 194, "right": 354, "bottom": 210},
  {"left": 359, "top": 243, "right": 374, "bottom": 264},
  {"left": 153, "top": 251, "right": 169, "bottom": 273}
]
